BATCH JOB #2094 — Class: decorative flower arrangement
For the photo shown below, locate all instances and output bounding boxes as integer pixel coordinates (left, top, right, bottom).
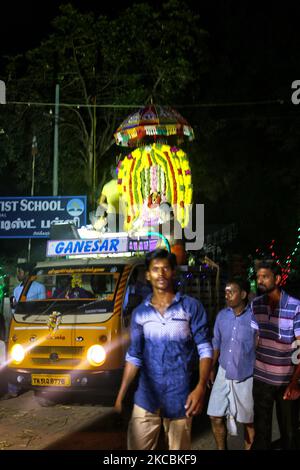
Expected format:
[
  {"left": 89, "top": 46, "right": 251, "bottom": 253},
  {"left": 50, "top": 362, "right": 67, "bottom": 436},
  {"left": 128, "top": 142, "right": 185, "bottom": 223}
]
[
  {"left": 47, "top": 311, "right": 62, "bottom": 334},
  {"left": 71, "top": 274, "right": 82, "bottom": 288},
  {"left": 117, "top": 144, "right": 193, "bottom": 230}
]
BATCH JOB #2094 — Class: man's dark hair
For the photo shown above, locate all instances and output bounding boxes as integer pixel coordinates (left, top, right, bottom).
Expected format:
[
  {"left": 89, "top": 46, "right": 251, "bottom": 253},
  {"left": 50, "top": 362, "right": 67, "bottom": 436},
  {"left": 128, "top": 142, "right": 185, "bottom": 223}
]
[
  {"left": 17, "top": 262, "right": 33, "bottom": 273},
  {"left": 145, "top": 248, "right": 177, "bottom": 271},
  {"left": 226, "top": 276, "right": 250, "bottom": 296},
  {"left": 256, "top": 259, "right": 282, "bottom": 277}
]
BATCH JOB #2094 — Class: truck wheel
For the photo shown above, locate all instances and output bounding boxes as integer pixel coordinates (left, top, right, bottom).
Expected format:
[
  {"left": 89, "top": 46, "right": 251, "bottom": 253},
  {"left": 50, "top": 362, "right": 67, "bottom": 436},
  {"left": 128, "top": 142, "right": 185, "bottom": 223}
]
[{"left": 34, "top": 391, "right": 56, "bottom": 407}]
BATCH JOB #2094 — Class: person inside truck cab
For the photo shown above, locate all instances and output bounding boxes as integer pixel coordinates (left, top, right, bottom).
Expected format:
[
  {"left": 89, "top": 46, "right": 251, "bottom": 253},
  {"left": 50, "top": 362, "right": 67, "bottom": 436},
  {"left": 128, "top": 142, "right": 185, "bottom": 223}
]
[
  {"left": 13, "top": 262, "right": 46, "bottom": 306},
  {"left": 52, "top": 275, "right": 72, "bottom": 298},
  {"left": 65, "top": 274, "right": 94, "bottom": 299},
  {"left": 90, "top": 274, "right": 116, "bottom": 301},
  {"left": 123, "top": 268, "right": 152, "bottom": 311}
]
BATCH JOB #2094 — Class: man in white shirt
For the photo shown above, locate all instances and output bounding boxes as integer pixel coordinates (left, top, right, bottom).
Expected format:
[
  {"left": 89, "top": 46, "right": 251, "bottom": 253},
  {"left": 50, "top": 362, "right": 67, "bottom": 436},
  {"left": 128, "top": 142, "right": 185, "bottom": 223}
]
[{"left": 13, "top": 262, "right": 45, "bottom": 304}]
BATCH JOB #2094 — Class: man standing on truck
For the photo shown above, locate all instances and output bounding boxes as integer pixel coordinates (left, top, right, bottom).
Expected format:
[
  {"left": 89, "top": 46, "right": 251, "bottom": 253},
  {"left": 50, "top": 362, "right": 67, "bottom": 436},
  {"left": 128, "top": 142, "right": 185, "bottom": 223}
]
[
  {"left": 98, "top": 166, "right": 124, "bottom": 232},
  {"left": 114, "top": 248, "right": 213, "bottom": 450}
]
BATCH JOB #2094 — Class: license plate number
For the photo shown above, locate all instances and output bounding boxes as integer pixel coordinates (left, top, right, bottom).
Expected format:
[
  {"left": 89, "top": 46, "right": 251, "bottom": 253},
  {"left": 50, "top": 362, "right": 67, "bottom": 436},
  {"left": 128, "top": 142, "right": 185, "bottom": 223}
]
[{"left": 31, "top": 374, "right": 71, "bottom": 387}]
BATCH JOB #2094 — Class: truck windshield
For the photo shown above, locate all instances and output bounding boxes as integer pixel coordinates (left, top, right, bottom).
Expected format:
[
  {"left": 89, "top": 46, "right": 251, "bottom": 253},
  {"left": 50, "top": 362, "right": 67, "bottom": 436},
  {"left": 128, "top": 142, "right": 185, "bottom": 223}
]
[{"left": 17, "top": 267, "right": 120, "bottom": 306}]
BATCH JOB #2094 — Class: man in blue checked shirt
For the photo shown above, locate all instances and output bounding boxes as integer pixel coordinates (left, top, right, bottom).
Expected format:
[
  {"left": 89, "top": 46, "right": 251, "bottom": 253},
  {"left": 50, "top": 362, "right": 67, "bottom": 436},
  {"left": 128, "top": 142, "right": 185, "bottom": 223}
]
[
  {"left": 207, "top": 276, "right": 258, "bottom": 450},
  {"left": 114, "top": 248, "right": 213, "bottom": 450}
]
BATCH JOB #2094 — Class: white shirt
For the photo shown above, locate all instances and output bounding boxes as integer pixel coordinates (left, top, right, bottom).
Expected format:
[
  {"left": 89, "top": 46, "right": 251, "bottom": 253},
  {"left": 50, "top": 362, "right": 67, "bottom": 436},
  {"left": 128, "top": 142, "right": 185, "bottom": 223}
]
[{"left": 14, "top": 281, "right": 46, "bottom": 302}]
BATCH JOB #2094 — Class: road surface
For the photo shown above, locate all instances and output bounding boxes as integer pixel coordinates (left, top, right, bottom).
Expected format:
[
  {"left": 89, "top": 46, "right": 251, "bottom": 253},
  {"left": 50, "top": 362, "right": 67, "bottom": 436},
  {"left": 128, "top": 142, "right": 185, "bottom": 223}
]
[{"left": 0, "top": 387, "right": 280, "bottom": 451}]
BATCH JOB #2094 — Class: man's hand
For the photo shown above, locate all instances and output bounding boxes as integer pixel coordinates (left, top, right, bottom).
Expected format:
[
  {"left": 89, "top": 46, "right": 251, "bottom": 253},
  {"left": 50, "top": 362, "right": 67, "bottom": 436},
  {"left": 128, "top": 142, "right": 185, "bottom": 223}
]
[
  {"left": 207, "top": 369, "right": 216, "bottom": 389},
  {"left": 283, "top": 380, "right": 300, "bottom": 400},
  {"left": 114, "top": 397, "right": 123, "bottom": 414},
  {"left": 184, "top": 383, "right": 206, "bottom": 417}
]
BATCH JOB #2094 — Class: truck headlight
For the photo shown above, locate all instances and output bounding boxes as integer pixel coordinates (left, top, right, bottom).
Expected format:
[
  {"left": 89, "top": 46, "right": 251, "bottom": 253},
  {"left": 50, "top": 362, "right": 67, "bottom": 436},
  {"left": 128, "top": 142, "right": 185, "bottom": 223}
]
[
  {"left": 11, "top": 344, "right": 25, "bottom": 364},
  {"left": 87, "top": 345, "right": 106, "bottom": 366}
]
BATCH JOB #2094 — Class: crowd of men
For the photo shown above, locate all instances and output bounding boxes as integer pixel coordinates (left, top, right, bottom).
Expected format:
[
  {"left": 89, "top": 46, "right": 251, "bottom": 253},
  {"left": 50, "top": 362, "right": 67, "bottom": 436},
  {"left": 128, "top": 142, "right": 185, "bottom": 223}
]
[
  {"left": 1, "top": 249, "right": 300, "bottom": 450},
  {"left": 114, "top": 250, "right": 300, "bottom": 451}
]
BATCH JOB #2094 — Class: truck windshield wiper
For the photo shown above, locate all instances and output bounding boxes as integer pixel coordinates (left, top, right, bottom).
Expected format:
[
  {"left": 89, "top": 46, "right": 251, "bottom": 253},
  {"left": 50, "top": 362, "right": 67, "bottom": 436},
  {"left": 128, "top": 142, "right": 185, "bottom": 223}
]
[
  {"left": 22, "top": 302, "right": 80, "bottom": 320},
  {"left": 76, "top": 296, "right": 110, "bottom": 310},
  {"left": 21, "top": 299, "right": 63, "bottom": 320},
  {"left": 21, "top": 292, "right": 111, "bottom": 319},
  {"left": 21, "top": 288, "right": 71, "bottom": 320}
]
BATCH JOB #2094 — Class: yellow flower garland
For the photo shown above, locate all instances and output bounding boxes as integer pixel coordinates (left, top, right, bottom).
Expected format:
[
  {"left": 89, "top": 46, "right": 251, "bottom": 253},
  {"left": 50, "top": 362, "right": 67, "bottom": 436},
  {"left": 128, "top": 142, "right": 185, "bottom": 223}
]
[{"left": 117, "top": 144, "right": 193, "bottom": 231}]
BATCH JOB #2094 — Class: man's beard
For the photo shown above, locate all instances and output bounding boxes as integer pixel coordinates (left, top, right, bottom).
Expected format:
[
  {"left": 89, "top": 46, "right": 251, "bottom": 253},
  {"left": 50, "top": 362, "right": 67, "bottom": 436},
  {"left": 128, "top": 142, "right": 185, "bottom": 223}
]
[{"left": 257, "top": 284, "right": 275, "bottom": 294}]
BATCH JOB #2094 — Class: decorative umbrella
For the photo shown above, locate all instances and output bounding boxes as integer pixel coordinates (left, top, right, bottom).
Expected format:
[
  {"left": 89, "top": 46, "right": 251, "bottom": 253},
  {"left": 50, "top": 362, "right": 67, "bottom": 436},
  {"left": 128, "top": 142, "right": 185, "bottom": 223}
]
[{"left": 114, "top": 104, "right": 194, "bottom": 147}]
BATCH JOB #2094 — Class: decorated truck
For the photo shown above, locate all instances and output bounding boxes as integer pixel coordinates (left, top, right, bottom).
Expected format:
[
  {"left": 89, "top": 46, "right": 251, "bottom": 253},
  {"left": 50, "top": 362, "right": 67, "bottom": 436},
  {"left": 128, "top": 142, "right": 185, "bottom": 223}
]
[
  {"left": 6, "top": 105, "right": 220, "bottom": 405},
  {"left": 6, "top": 237, "right": 220, "bottom": 406},
  {"left": 6, "top": 235, "right": 155, "bottom": 405}
]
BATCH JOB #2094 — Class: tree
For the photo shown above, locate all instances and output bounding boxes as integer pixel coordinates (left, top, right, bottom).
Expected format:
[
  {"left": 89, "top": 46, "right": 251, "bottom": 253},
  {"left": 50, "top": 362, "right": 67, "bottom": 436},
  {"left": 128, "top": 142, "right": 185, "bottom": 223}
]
[{"left": 2, "top": 1, "right": 209, "bottom": 207}]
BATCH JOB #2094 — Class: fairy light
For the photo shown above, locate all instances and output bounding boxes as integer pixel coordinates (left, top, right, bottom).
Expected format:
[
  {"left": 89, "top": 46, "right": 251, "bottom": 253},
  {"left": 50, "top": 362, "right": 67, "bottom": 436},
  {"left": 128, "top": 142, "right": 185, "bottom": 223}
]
[
  {"left": 252, "top": 226, "right": 300, "bottom": 285},
  {"left": 0, "top": 267, "right": 8, "bottom": 302}
]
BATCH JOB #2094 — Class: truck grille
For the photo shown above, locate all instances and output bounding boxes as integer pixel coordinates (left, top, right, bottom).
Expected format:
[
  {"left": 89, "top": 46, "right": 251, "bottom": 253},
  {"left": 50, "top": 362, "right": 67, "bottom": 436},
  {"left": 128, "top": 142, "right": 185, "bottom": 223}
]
[
  {"left": 29, "top": 346, "right": 83, "bottom": 366},
  {"left": 30, "top": 346, "right": 83, "bottom": 356},
  {"left": 31, "top": 358, "right": 81, "bottom": 366}
]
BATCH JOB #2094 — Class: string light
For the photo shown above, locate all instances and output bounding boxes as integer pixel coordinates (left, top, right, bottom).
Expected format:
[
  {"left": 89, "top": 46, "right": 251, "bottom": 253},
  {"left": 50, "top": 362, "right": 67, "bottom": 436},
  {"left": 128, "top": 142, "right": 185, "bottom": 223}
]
[
  {"left": 0, "top": 267, "right": 8, "bottom": 302},
  {"left": 252, "top": 226, "right": 300, "bottom": 285}
]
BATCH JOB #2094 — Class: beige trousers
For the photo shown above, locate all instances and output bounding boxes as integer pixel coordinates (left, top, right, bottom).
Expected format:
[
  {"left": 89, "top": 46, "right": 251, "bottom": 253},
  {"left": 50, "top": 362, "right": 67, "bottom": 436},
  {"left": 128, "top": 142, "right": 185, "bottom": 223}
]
[{"left": 127, "top": 404, "right": 192, "bottom": 450}]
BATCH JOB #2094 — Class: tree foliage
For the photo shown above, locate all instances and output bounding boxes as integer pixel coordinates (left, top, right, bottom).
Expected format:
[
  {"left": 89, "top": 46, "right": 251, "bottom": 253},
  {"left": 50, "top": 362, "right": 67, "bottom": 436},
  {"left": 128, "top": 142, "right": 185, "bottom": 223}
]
[{"left": 1, "top": 1, "right": 209, "bottom": 207}]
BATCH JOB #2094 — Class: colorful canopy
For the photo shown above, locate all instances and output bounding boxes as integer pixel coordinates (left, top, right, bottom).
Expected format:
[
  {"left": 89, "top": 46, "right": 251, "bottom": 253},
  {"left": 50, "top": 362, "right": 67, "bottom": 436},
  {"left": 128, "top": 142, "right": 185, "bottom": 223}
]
[{"left": 114, "top": 104, "right": 194, "bottom": 147}]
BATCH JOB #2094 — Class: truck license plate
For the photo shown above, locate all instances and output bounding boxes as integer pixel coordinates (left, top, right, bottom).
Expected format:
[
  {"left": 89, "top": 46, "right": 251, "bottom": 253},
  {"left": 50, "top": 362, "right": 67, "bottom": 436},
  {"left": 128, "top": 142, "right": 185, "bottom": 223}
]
[{"left": 31, "top": 374, "right": 71, "bottom": 387}]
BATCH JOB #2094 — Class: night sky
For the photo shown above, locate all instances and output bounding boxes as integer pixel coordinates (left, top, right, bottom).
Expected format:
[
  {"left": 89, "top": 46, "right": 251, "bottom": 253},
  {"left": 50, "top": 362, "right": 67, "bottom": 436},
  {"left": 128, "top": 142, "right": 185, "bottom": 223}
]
[
  {"left": 0, "top": 0, "right": 113, "bottom": 56},
  {"left": 0, "top": 1, "right": 298, "bottom": 91}
]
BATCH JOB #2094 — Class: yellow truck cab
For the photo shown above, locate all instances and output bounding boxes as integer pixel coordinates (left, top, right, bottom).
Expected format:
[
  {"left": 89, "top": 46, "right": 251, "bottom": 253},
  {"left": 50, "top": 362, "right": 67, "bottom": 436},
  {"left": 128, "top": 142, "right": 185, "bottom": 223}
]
[
  {"left": 7, "top": 234, "right": 152, "bottom": 404},
  {"left": 7, "top": 234, "right": 220, "bottom": 405}
]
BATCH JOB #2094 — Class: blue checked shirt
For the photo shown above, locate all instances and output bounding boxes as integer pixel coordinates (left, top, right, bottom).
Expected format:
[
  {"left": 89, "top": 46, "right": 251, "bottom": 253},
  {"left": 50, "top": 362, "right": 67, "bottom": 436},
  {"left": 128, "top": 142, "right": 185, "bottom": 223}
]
[
  {"left": 212, "top": 304, "right": 258, "bottom": 381},
  {"left": 126, "top": 292, "right": 213, "bottom": 418}
]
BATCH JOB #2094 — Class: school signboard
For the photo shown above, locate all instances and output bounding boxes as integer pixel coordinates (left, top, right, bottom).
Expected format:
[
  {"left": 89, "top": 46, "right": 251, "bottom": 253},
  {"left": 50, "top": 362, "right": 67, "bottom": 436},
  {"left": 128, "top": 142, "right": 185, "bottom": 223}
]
[{"left": 0, "top": 196, "right": 87, "bottom": 238}]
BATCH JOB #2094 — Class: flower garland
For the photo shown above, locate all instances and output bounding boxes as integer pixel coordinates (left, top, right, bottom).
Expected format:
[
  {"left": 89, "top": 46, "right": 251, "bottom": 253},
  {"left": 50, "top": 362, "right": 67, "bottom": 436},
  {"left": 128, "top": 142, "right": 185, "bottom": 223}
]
[
  {"left": 153, "top": 150, "right": 172, "bottom": 202},
  {"left": 47, "top": 311, "right": 62, "bottom": 335},
  {"left": 71, "top": 274, "right": 82, "bottom": 288},
  {"left": 172, "top": 151, "right": 185, "bottom": 226},
  {"left": 117, "top": 144, "right": 193, "bottom": 230}
]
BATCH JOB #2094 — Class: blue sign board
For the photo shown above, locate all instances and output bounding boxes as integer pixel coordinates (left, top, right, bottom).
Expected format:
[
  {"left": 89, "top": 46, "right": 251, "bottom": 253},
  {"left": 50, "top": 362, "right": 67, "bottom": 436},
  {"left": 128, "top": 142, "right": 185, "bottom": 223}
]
[
  {"left": 47, "top": 236, "right": 160, "bottom": 257},
  {"left": 47, "top": 237, "right": 129, "bottom": 257},
  {"left": 0, "top": 196, "right": 87, "bottom": 238}
]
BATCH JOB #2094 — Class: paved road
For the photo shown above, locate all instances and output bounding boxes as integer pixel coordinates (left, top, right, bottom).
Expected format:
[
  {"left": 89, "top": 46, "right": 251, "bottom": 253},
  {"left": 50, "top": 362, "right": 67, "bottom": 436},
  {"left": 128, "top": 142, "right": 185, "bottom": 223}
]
[{"left": 0, "top": 386, "right": 280, "bottom": 451}]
